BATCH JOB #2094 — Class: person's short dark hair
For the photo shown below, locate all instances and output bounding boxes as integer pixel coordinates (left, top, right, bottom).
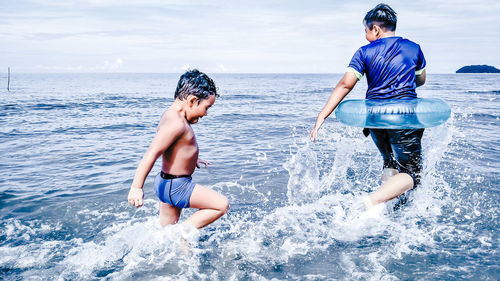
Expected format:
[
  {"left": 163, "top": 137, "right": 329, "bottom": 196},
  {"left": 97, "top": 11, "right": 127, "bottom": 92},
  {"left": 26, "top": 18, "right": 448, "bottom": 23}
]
[
  {"left": 174, "top": 69, "right": 218, "bottom": 101},
  {"left": 363, "top": 3, "right": 397, "bottom": 32}
]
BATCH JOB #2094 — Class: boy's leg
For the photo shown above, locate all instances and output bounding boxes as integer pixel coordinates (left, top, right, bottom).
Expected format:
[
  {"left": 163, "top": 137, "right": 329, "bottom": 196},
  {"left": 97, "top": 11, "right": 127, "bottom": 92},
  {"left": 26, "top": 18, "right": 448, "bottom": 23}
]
[
  {"left": 381, "top": 167, "right": 399, "bottom": 183},
  {"left": 389, "top": 129, "right": 424, "bottom": 186},
  {"left": 364, "top": 129, "right": 424, "bottom": 208},
  {"left": 159, "top": 202, "right": 182, "bottom": 227},
  {"left": 364, "top": 173, "right": 413, "bottom": 207},
  {"left": 184, "top": 184, "right": 229, "bottom": 229},
  {"left": 369, "top": 129, "right": 399, "bottom": 182}
]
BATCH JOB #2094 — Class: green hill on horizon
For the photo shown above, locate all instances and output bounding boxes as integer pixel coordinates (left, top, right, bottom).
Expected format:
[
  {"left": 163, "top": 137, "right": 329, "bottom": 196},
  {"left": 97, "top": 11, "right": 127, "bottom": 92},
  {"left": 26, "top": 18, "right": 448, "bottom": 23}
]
[{"left": 456, "top": 65, "right": 500, "bottom": 73}]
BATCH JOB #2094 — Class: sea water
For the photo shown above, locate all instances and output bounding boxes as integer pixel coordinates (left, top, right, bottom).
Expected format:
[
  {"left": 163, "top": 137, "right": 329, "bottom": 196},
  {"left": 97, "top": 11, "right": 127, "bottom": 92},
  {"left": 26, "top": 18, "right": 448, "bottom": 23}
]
[{"left": 0, "top": 73, "right": 498, "bottom": 280}]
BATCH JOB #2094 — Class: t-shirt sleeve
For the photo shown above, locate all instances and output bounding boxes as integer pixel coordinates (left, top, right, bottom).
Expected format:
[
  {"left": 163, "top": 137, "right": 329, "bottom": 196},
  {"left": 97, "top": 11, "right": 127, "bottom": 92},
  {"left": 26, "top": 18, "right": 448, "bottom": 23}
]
[
  {"left": 347, "top": 48, "right": 365, "bottom": 80},
  {"left": 415, "top": 45, "right": 426, "bottom": 75}
]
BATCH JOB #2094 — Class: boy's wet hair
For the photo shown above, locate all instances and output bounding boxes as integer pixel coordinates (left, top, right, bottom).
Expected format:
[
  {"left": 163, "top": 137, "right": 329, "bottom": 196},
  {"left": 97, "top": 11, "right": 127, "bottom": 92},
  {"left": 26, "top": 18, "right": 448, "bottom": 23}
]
[
  {"left": 174, "top": 69, "right": 218, "bottom": 101},
  {"left": 363, "top": 3, "right": 397, "bottom": 32}
]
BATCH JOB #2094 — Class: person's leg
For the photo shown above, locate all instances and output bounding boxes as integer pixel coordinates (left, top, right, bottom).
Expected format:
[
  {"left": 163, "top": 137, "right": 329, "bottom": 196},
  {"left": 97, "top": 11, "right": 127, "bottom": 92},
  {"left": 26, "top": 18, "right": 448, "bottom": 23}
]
[
  {"left": 364, "top": 173, "right": 413, "bottom": 207},
  {"left": 369, "top": 129, "right": 399, "bottom": 183},
  {"left": 389, "top": 129, "right": 424, "bottom": 187},
  {"left": 364, "top": 129, "right": 424, "bottom": 208},
  {"left": 183, "top": 185, "right": 229, "bottom": 229},
  {"left": 391, "top": 129, "right": 424, "bottom": 209},
  {"left": 389, "top": 129, "right": 424, "bottom": 186},
  {"left": 159, "top": 202, "right": 182, "bottom": 227},
  {"left": 370, "top": 129, "right": 396, "bottom": 168},
  {"left": 381, "top": 167, "right": 399, "bottom": 183}
]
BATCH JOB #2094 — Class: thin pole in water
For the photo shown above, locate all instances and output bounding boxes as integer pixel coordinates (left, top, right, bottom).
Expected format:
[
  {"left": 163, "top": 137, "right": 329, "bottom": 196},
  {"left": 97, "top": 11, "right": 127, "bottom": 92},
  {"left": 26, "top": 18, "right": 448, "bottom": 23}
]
[{"left": 7, "top": 67, "right": 10, "bottom": 91}]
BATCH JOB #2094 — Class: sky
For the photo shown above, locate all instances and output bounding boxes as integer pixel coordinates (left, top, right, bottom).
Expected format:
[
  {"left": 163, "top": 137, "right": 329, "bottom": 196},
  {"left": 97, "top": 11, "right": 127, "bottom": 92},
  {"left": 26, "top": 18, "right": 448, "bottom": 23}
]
[{"left": 1, "top": 0, "right": 499, "bottom": 73}]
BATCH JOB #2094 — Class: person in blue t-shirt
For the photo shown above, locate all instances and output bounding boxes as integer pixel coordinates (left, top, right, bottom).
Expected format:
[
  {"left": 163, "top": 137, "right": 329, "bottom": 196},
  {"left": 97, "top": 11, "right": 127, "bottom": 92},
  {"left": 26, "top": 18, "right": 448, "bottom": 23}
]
[{"left": 310, "top": 3, "right": 427, "bottom": 211}]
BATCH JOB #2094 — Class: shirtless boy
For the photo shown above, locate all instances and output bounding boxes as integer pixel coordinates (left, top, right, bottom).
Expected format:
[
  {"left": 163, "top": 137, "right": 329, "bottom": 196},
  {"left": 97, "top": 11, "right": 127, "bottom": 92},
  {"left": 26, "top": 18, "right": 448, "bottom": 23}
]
[{"left": 128, "top": 69, "right": 229, "bottom": 228}]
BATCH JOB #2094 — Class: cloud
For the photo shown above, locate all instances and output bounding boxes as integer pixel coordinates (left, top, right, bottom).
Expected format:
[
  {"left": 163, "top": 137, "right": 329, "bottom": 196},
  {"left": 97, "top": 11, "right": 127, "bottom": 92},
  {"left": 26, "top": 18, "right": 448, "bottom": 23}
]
[
  {"left": 0, "top": 0, "right": 499, "bottom": 73},
  {"left": 217, "top": 64, "right": 227, "bottom": 72},
  {"left": 35, "top": 58, "right": 124, "bottom": 72},
  {"left": 98, "top": 58, "right": 123, "bottom": 72}
]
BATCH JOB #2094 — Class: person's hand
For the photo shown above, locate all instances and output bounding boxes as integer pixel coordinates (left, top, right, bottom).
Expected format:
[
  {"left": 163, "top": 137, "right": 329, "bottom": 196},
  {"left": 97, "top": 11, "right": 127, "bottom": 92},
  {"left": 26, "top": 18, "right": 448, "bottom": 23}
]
[
  {"left": 128, "top": 187, "right": 144, "bottom": 208},
  {"left": 310, "top": 126, "right": 320, "bottom": 142},
  {"left": 196, "top": 158, "right": 210, "bottom": 168}
]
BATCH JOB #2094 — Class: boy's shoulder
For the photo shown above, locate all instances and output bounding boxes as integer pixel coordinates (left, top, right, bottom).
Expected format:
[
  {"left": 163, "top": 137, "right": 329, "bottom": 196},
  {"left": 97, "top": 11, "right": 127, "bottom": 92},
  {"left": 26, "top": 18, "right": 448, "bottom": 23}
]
[
  {"left": 158, "top": 109, "right": 188, "bottom": 133},
  {"left": 360, "top": 37, "right": 422, "bottom": 54},
  {"left": 399, "top": 37, "right": 421, "bottom": 48},
  {"left": 364, "top": 36, "right": 418, "bottom": 47}
]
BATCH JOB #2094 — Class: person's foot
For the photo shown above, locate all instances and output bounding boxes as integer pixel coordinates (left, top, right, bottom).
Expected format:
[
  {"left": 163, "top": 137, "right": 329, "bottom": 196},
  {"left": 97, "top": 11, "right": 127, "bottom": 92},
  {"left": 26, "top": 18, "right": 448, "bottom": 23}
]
[
  {"left": 362, "top": 195, "right": 376, "bottom": 209},
  {"left": 174, "top": 223, "right": 199, "bottom": 255},
  {"left": 361, "top": 196, "right": 385, "bottom": 219},
  {"left": 179, "top": 223, "right": 198, "bottom": 240}
]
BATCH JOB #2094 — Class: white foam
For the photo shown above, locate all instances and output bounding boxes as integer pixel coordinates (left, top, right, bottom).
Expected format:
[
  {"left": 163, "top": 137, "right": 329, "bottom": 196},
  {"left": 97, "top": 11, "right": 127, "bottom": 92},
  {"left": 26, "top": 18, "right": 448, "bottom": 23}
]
[
  {"left": 55, "top": 217, "right": 205, "bottom": 280},
  {"left": 210, "top": 181, "right": 266, "bottom": 205}
]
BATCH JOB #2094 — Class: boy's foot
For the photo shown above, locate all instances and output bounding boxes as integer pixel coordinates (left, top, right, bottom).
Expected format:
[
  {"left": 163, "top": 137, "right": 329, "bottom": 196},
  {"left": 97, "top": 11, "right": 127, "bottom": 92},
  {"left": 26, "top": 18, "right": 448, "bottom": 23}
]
[
  {"left": 361, "top": 196, "right": 385, "bottom": 219},
  {"left": 177, "top": 223, "right": 199, "bottom": 255},
  {"left": 179, "top": 223, "right": 198, "bottom": 240},
  {"left": 362, "top": 196, "right": 375, "bottom": 209}
]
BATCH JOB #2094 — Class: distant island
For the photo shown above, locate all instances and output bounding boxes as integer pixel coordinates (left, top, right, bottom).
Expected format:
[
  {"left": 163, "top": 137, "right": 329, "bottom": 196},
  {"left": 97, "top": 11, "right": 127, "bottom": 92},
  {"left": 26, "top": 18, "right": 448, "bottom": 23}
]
[{"left": 456, "top": 65, "right": 500, "bottom": 73}]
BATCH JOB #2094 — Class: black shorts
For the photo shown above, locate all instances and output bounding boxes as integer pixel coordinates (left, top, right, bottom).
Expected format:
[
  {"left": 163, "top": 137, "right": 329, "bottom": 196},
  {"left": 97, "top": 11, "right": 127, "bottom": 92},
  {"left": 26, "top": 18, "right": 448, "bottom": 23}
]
[{"left": 369, "top": 128, "right": 424, "bottom": 186}]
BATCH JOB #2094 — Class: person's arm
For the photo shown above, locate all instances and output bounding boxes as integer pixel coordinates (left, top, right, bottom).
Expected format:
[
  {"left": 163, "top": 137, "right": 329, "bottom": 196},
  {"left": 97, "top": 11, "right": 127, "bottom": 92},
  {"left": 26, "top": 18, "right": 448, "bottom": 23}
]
[
  {"left": 128, "top": 120, "right": 184, "bottom": 208},
  {"left": 310, "top": 72, "right": 359, "bottom": 142},
  {"left": 416, "top": 69, "right": 426, "bottom": 87}
]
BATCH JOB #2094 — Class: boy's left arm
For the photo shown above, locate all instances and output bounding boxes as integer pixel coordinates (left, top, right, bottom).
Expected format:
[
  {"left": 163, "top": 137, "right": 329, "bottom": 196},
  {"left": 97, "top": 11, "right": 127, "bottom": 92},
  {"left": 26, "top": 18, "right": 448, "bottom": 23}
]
[
  {"left": 415, "top": 45, "right": 426, "bottom": 87},
  {"left": 416, "top": 69, "right": 426, "bottom": 87}
]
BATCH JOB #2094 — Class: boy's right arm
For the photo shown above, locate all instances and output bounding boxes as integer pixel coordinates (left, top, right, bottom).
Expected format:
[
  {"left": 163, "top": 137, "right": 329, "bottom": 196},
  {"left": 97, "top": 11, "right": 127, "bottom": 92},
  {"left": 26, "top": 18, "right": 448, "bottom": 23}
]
[
  {"left": 310, "top": 72, "right": 358, "bottom": 142},
  {"left": 128, "top": 120, "right": 185, "bottom": 208}
]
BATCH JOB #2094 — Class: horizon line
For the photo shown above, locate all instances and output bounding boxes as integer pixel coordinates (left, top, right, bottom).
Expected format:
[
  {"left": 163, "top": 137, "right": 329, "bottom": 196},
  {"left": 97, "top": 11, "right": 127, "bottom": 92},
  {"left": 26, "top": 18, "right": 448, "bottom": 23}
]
[{"left": 0, "top": 71, "right": 477, "bottom": 75}]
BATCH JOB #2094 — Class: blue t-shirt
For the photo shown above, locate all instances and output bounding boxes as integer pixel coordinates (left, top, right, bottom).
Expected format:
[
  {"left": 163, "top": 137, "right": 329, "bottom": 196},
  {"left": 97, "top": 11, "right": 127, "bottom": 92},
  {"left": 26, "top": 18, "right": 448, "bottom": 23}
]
[{"left": 348, "top": 37, "right": 426, "bottom": 100}]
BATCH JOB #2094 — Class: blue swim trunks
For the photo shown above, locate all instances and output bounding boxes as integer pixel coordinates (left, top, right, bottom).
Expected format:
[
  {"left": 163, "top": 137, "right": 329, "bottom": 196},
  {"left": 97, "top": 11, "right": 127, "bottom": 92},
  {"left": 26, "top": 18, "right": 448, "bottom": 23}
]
[{"left": 154, "top": 172, "right": 196, "bottom": 208}]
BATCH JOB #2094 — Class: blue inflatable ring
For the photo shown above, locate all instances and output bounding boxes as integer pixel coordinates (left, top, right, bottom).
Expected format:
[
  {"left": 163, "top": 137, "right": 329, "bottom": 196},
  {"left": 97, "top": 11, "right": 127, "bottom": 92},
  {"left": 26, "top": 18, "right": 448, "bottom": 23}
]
[{"left": 335, "top": 98, "right": 451, "bottom": 128}]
